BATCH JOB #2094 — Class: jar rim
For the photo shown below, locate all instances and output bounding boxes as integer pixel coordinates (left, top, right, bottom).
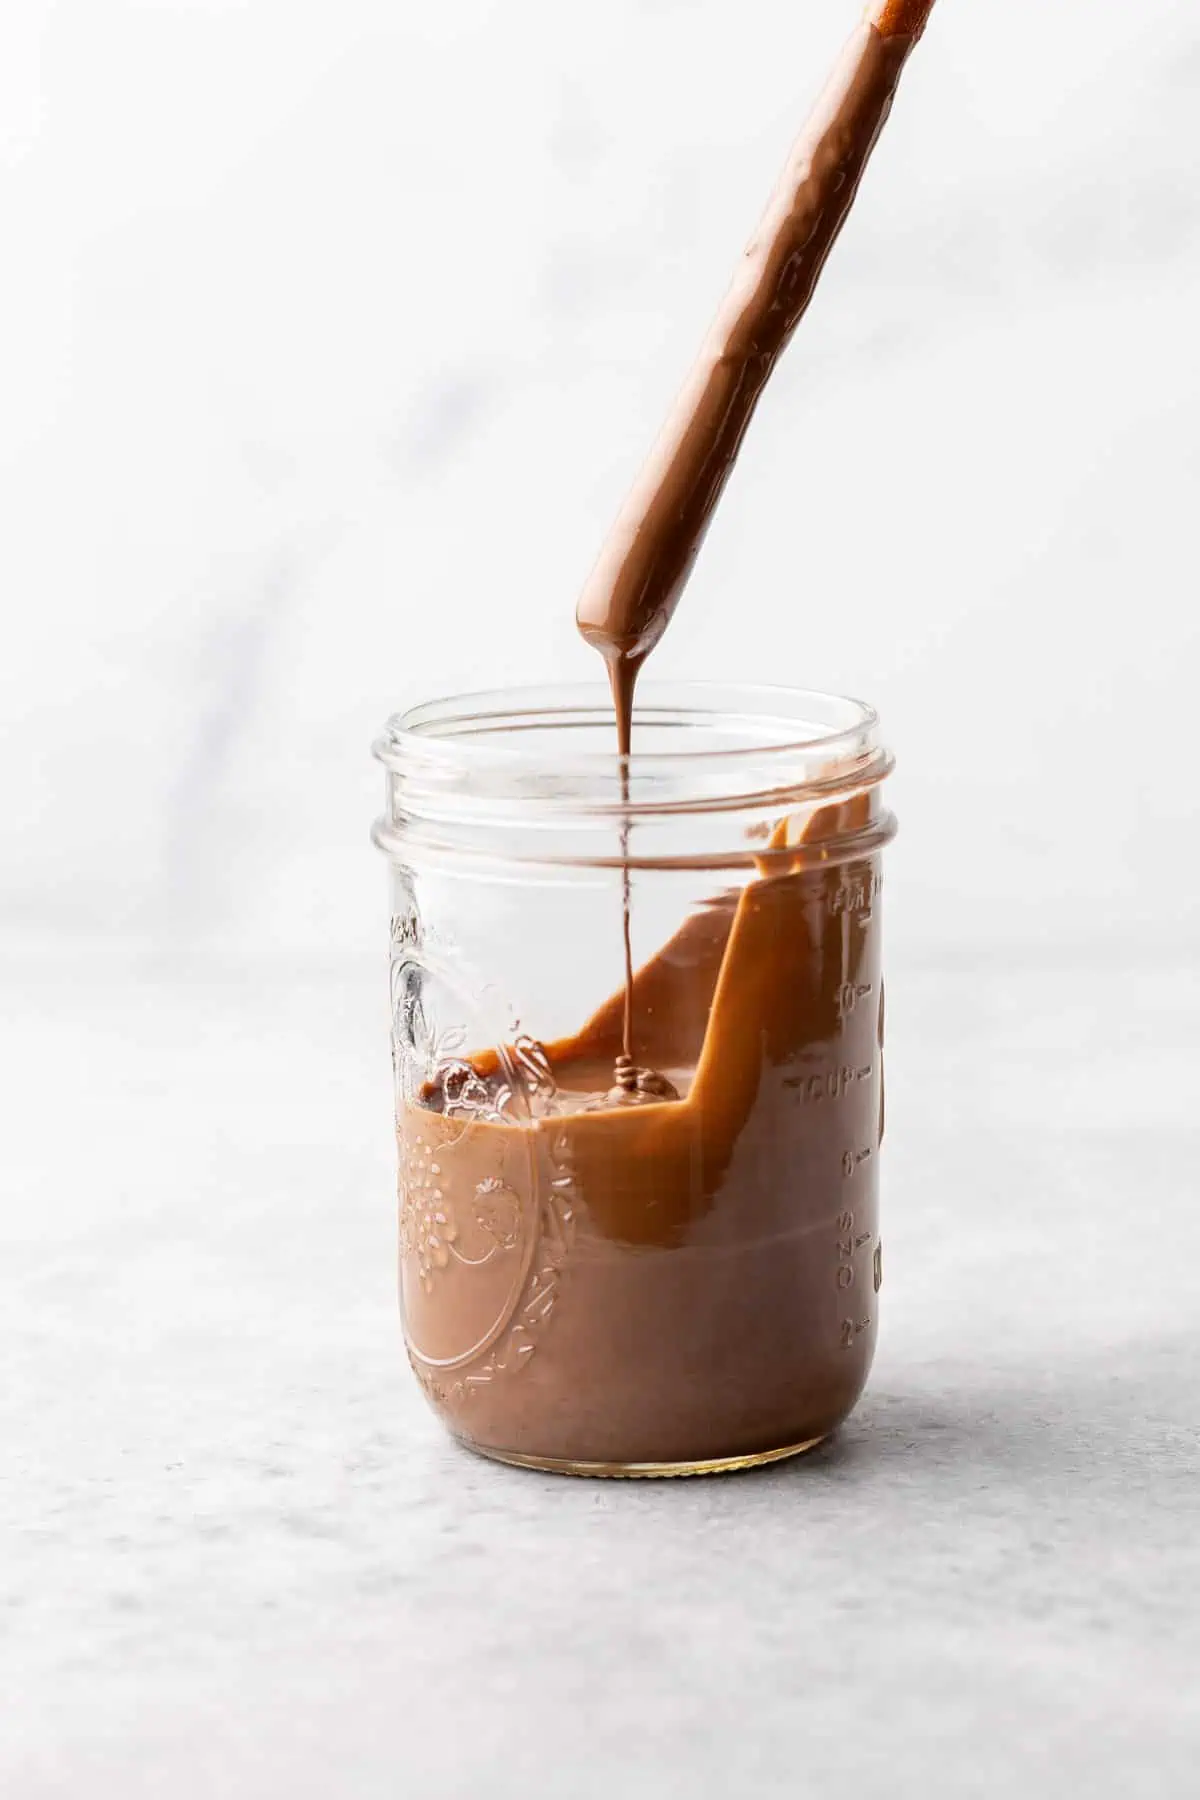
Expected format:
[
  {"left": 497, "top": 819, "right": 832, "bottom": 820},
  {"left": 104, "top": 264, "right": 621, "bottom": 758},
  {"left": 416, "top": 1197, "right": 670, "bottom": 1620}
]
[
  {"left": 373, "top": 682, "right": 893, "bottom": 867},
  {"left": 374, "top": 681, "right": 881, "bottom": 777}
]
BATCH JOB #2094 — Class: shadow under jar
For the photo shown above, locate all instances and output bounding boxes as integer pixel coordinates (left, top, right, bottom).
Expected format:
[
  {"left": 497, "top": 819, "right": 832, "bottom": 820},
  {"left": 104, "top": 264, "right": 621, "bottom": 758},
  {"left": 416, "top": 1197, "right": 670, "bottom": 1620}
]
[{"left": 372, "top": 683, "right": 896, "bottom": 1478}]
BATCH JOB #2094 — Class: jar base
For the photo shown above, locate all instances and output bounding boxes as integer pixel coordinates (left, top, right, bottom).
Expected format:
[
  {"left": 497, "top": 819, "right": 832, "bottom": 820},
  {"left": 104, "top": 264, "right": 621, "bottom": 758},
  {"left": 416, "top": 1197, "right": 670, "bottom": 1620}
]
[{"left": 456, "top": 1431, "right": 831, "bottom": 1480}]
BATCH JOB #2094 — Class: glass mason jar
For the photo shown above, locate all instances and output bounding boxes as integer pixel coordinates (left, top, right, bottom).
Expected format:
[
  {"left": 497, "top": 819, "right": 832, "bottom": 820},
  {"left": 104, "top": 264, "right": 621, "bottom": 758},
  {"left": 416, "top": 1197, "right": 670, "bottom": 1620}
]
[{"left": 372, "top": 683, "right": 895, "bottom": 1478}]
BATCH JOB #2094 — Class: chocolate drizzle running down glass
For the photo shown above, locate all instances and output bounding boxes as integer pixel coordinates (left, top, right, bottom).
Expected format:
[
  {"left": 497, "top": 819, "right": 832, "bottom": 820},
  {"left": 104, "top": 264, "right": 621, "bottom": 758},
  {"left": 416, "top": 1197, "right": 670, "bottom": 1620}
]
[{"left": 374, "top": 0, "right": 940, "bottom": 1475}]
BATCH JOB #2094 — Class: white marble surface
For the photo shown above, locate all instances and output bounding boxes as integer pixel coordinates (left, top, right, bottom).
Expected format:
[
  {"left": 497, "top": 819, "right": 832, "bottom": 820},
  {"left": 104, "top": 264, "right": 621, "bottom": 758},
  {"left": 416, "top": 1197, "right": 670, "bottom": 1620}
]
[{"left": 4, "top": 955, "right": 1198, "bottom": 1795}]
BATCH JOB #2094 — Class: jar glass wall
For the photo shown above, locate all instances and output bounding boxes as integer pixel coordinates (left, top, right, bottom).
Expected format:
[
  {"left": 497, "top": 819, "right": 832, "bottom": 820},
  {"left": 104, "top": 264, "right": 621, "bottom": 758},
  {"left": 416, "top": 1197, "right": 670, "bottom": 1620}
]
[{"left": 372, "top": 683, "right": 896, "bottom": 1477}]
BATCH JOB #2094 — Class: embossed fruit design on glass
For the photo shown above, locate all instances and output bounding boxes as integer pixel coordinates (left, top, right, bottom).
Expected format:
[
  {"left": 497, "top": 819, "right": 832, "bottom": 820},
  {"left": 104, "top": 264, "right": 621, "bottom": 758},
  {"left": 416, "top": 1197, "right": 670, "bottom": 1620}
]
[{"left": 372, "top": 684, "right": 896, "bottom": 1477}]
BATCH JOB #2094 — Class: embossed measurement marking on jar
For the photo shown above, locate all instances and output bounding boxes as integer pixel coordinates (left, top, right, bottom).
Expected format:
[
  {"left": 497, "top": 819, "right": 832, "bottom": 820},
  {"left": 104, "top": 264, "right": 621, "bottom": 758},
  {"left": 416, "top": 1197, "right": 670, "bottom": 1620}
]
[
  {"left": 841, "top": 1146, "right": 873, "bottom": 1179},
  {"left": 835, "top": 1209, "right": 872, "bottom": 1259},
  {"left": 840, "top": 1317, "right": 872, "bottom": 1350},
  {"left": 835, "top": 1211, "right": 855, "bottom": 1288},
  {"left": 837, "top": 980, "right": 875, "bottom": 1023},
  {"left": 836, "top": 1209, "right": 874, "bottom": 1348},
  {"left": 790, "top": 1063, "right": 873, "bottom": 1104},
  {"left": 828, "top": 869, "right": 881, "bottom": 927}
]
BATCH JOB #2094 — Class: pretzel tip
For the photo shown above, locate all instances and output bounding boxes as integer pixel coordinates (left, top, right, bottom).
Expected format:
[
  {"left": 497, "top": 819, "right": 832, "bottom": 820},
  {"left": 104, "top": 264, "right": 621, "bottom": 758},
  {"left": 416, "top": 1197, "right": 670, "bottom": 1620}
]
[{"left": 869, "top": 0, "right": 937, "bottom": 40}]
